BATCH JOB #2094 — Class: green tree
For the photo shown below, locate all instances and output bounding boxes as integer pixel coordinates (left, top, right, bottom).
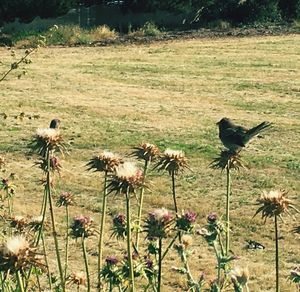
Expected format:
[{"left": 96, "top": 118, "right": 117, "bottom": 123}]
[{"left": 0, "top": 0, "right": 76, "bottom": 24}]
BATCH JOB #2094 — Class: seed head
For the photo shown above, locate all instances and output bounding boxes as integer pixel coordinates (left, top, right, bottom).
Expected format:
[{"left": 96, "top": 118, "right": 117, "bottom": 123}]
[
  {"left": 57, "top": 192, "right": 74, "bottom": 207},
  {"left": 131, "top": 143, "right": 160, "bottom": 162},
  {"left": 107, "top": 162, "right": 143, "bottom": 194},
  {"left": 210, "top": 150, "right": 245, "bottom": 171},
  {"left": 28, "top": 215, "right": 44, "bottom": 233},
  {"left": 144, "top": 208, "right": 173, "bottom": 239},
  {"left": 154, "top": 149, "right": 190, "bottom": 175},
  {"left": 10, "top": 215, "right": 28, "bottom": 232},
  {"left": 87, "top": 151, "right": 122, "bottom": 173},
  {"left": 0, "top": 236, "right": 43, "bottom": 274},
  {"left": 254, "top": 190, "right": 298, "bottom": 221},
  {"left": 30, "top": 128, "right": 66, "bottom": 157}
]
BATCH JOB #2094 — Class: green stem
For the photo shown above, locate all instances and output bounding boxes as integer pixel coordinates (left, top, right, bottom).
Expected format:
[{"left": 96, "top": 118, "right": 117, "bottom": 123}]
[
  {"left": 126, "top": 190, "right": 135, "bottom": 291},
  {"left": 47, "top": 159, "right": 65, "bottom": 291},
  {"left": 98, "top": 170, "right": 108, "bottom": 290},
  {"left": 179, "top": 247, "right": 199, "bottom": 292},
  {"left": 82, "top": 235, "right": 91, "bottom": 292},
  {"left": 64, "top": 205, "right": 69, "bottom": 282},
  {"left": 275, "top": 215, "right": 280, "bottom": 292},
  {"left": 42, "top": 231, "right": 52, "bottom": 290},
  {"left": 162, "top": 233, "right": 179, "bottom": 261},
  {"left": 16, "top": 271, "right": 25, "bottom": 292},
  {"left": 135, "top": 160, "right": 149, "bottom": 250},
  {"left": 157, "top": 237, "right": 162, "bottom": 292},
  {"left": 213, "top": 241, "right": 221, "bottom": 287},
  {"left": 171, "top": 172, "right": 178, "bottom": 215},
  {"left": 225, "top": 162, "right": 231, "bottom": 256}
]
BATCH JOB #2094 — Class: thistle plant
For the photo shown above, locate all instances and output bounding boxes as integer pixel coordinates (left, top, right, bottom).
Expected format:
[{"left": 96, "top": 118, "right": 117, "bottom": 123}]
[
  {"left": 87, "top": 150, "right": 122, "bottom": 288},
  {"left": 70, "top": 215, "right": 96, "bottom": 292},
  {"left": 211, "top": 150, "right": 245, "bottom": 255},
  {"left": 56, "top": 192, "right": 75, "bottom": 284},
  {"left": 100, "top": 256, "right": 122, "bottom": 291},
  {"left": 0, "top": 176, "right": 16, "bottom": 218},
  {"left": 0, "top": 236, "right": 44, "bottom": 291},
  {"left": 9, "top": 215, "right": 28, "bottom": 233},
  {"left": 174, "top": 212, "right": 201, "bottom": 290},
  {"left": 154, "top": 149, "right": 190, "bottom": 215},
  {"left": 198, "top": 213, "right": 238, "bottom": 290},
  {"left": 29, "top": 127, "right": 67, "bottom": 291},
  {"left": 111, "top": 213, "right": 127, "bottom": 240},
  {"left": 131, "top": 142, "right": 160, "bottom": 250},
  {"left": 254, "top": 190, "right": 299, "bottom": 292},
  {"left": 107, "top": 162, "right": 144, "bottom": 291},
  {"left": 144, "top": 208, "right": 173, "bottom": 291}
]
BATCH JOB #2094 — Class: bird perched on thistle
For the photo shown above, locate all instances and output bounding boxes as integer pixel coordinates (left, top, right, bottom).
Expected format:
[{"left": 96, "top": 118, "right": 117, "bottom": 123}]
[
  {"left": 217, "top": 117, "right": 272, "bottom": 153},
  {"left": 49, "top": 118, "right": 60, "bottom": 129}
]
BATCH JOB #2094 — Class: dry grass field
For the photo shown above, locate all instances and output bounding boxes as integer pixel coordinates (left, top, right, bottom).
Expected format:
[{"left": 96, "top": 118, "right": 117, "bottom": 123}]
[{"left": 0, "top": 33, "right": 299, "bottom": 291}]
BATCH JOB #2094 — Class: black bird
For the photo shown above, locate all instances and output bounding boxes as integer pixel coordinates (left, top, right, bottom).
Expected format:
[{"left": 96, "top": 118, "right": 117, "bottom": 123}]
[
  {"left": 49, "top": 118, "right": 61, "bottom": 129},
  {"left": 217, "top": 117, "right": 272, "bottom": 153}
]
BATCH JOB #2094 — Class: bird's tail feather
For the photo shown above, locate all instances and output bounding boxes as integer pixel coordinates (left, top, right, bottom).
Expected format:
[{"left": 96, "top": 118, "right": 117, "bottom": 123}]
[{"left": 246, "top": 121, "right": 272, "bottom": 140}]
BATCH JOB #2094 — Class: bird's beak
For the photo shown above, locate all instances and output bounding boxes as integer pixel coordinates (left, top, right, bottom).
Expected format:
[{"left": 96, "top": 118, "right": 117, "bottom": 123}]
[{"left": 216, "top": 121, "right": 220, "bottom": 125}]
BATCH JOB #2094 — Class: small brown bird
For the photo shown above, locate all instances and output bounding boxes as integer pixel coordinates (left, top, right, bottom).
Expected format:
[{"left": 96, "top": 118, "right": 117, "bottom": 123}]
[
  {"left": 49, "top": 118, "right": 61, "bottom": 129},
  {"left": 217, "top": 117, "right": 272, "bottom": 153}
]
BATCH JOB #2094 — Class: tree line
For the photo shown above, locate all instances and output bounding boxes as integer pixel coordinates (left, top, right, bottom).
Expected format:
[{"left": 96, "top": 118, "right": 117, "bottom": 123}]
[{"left": 0, "top": 0, "right": 299, "bottom": 26}]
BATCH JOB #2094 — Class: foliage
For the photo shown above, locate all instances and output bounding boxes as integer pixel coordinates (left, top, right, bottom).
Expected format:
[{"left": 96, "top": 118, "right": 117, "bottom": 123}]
[{"left": 0, "top": 0, "right": 76, "bottom": 24}]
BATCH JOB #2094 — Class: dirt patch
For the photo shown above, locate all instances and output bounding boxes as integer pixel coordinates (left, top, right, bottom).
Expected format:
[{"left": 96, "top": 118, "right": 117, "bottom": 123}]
[{"left": 90, "top": 25, "right": 300, "bottom": 47}]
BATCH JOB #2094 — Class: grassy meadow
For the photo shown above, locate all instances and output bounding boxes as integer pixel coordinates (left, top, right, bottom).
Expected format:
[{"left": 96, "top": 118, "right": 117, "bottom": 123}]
[{"left": 0, "top": 34, "right": 299, "bottom": 291}]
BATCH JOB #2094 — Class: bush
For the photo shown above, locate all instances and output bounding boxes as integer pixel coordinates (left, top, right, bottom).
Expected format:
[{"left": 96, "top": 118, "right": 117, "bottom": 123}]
[
  {"left": 129, "top": 21, "right": 162, "bottom": 37},
  {"left": 89, "top": 25, "right": 118, "bottom": 40},
  {"left": 0, "top": 0, "right": 76, "bottom": 24}
]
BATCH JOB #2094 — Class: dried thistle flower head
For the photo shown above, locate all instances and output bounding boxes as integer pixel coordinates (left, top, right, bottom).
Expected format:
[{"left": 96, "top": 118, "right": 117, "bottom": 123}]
[
  {"left": 154, "top": 148, "right": 190, "bottom": 175},
  {"left": 56, "top": 192, "right": 74, "bottom": 207},
  {"left": 28, "top": 215, "right": 44, "bottom": 232},
  {"left": 131, "top": 143, "right": 160, "bottom": 162},
  {"left": 0, "top": 236, "right": 43, "bottom": 274},
  {"left": 230, "top": 267, "right": 249, "bottom": 288},
  {"left": 107, "top": 162, "right": 144, "bottom": 194},
  {"left": 254, "top": 190, "right": 299, "bottom": 221},
  {"left": 10, "top": 215, "right": 28, "bottom": 231},
  {"left": 70, "top": 215, "right": 95, "bottom": 238},
  {"left": 87, "top": 151, "right": 122, "bottom": 173},
  {"left": 68, "top": 271, "right": 86, "bottom": 287},
  {"left": 30, "top": 128, "right": 66, "bottom": 157},
  {"left": 210, "top": 150, "right": 245, "bottom": 171},
  {"left": 144, "top": 208, "right": 173, "bottom": 239}
]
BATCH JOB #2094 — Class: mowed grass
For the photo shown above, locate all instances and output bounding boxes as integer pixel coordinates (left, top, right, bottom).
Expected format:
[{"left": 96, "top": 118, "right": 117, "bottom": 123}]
[{"left": 0, "top": 34, "right": 300, "bottom": 291}]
